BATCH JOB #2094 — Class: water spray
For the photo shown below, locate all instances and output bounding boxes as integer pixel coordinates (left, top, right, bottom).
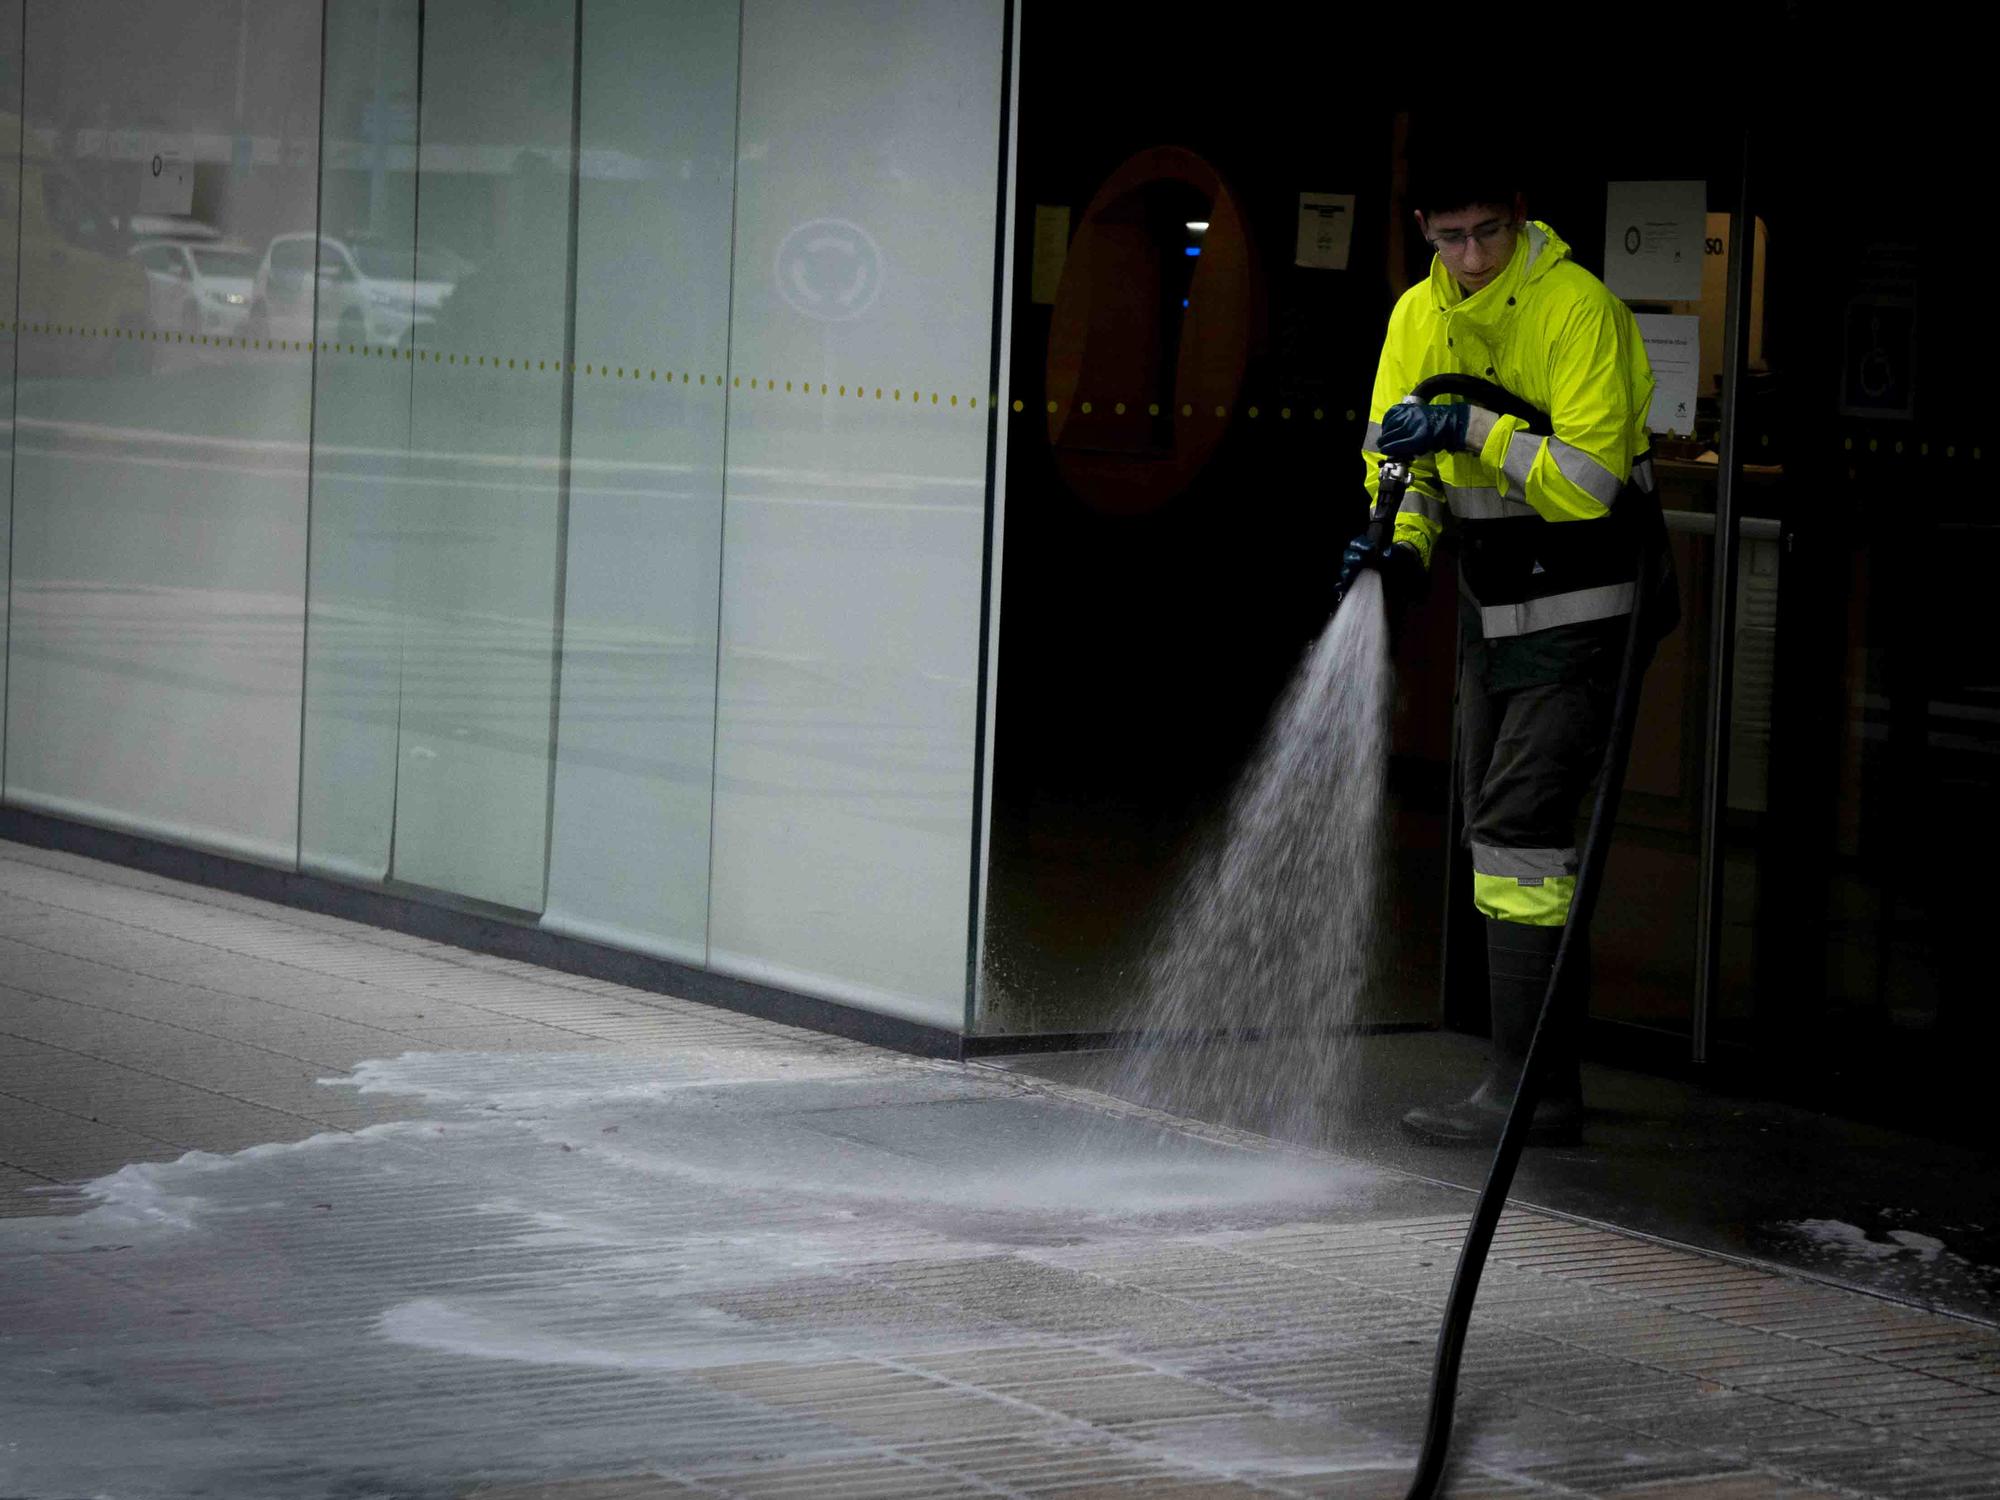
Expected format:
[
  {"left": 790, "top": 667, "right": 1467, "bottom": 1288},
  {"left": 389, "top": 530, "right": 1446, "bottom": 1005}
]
[{"left": 1118, "top": 368, "right": 1659, "bottom": 1491}]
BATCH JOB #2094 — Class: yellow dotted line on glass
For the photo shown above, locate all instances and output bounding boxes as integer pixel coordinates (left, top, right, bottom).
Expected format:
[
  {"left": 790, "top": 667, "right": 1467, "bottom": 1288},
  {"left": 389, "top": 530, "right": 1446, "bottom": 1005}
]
[
  {"left": 0, "top": 322, "right": 993, "bottom": 408},
  {"left": 1844, "top": 434, "right": 1982, "bottom": 461},
  {"left": 403, "top": 353, "right": 734, "bottom": 383},
  {"left": 728, "top": 375, "right": 977, "bottom": 408},
  {"left": 1, "top": 319, "right": 324, "bottom": 354},
  {"left": 1015, "top": 397, "right": 1361, "bottom": 424},
  {"left": 0, "top": 326, "right": 1971, "bottom": 456},
  {"left": 0, "top": 321, "right": 724, "bottom": 378},
  {"left": 1004, "top": 398, "right": 1970, "bottom": 460}
]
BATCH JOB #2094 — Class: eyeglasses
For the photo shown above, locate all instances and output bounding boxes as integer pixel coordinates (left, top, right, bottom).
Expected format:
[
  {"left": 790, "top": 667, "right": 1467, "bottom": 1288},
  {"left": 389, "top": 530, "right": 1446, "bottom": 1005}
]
[{"left": 1427, "top": 218, "right": 1515, "bottom": 253}]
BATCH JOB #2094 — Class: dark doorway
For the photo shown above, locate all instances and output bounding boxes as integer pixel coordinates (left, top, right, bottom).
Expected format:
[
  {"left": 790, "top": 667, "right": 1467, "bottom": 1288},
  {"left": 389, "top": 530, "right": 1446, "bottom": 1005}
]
[
  {"left": 980, "top": 5, "right": 1990, "bottom": 1152},
  {"left": 979, "top": 18, "right": 1414, "bottom": 1037}
]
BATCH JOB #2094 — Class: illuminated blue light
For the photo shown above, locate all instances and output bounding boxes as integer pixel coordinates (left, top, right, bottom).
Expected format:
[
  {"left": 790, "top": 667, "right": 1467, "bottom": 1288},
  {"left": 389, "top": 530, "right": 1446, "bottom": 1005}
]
[{"left": 1184, "top": 246, "right": 1201, "bottom": 257}]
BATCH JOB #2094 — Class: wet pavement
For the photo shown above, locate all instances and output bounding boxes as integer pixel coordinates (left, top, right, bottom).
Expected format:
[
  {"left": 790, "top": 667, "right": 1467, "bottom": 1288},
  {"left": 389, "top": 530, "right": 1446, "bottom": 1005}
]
[
  {"left": 995, "top": 1034, "right": 2000, "bottom": 1327},
  {"left": 4, "top": 840, "right": 2000, "bottom": 1499}
]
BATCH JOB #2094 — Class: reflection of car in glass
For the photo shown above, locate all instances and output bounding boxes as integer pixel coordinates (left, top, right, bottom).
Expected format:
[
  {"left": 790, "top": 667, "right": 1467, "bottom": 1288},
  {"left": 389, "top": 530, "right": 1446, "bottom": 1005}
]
[
  {"left": 132, "top": 240, "right": 259, "bottom": 336},
  {"left": 1, "top": 109, "right": 152, "bottom": 373},
  {"left": 248, "top": 233, "right": 461, "bottom": 348}
]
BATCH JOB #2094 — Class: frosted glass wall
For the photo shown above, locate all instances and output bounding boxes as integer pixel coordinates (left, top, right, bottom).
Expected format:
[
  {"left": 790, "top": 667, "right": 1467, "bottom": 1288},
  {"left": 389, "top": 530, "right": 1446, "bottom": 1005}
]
[
  {"left": 1, "top": 1, "right": 19, "bottom": 754},
  {"left": 300, "top": 0, "right": 581, "bottom": 917},
  {"left": 4, "top": 0, "right": 1011, "bottom": 1032},
  {"left": 386, "top": 0, "right": 577, "bottom": 913},
  {"left": 541, "top": 0, "right": 738, "bottom": 962},
  {"left": 4, "top": 0, "right": 320, "bottom": 864},
  {"left": 707, "top": 0, "right": 1006, "bottom": 1023},
  {"left": 298, "top": 0, "right": 420, "bottom": 885}
]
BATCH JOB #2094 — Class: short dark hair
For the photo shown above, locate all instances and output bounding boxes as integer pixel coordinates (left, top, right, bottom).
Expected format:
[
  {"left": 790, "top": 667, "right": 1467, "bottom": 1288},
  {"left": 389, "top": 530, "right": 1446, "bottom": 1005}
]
[{"left": 1404, "top": 110, "right": 1523, "bottom": 218}]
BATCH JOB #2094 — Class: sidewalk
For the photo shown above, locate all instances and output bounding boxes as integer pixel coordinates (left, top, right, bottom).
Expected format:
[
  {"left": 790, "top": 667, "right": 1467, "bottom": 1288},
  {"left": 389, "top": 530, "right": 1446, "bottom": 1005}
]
[{"left": 3, "top": 840, "right": 1998, "bottom": 1499}]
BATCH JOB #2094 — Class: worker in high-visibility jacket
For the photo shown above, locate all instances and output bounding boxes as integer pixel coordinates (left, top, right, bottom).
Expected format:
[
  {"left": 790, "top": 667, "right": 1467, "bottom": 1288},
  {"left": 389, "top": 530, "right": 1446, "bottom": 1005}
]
[{"left": 1339, "top": 154, "right": 1673, "bottom": 1148}]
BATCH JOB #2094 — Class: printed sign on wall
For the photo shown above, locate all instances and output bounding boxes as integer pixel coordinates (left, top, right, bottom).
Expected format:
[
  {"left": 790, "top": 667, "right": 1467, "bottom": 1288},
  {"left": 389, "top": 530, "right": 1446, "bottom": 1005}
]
[
  {"left": 1634, "top": 313, "right": 1700, "bottom": 435},
  {"left": 1295, "top": 192, "right": 1355, "bottom": 270},
  {"left": 137, "top": 147, "right": 193, "bottom": 214},
  {"left": 1604, "top": 180, "right": 1705, "bottom": 302}
]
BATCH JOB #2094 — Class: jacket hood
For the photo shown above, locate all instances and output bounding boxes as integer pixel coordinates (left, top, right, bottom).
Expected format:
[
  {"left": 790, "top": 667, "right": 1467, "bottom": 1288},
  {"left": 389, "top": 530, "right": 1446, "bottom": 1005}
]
[{"left": 1427, "top": 219, "right": 1570, "bottom": 322}]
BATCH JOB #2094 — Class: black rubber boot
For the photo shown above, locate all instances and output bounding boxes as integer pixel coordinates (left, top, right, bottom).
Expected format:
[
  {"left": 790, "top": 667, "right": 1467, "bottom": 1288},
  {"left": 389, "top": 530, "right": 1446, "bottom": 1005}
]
[{"left": 1401, "top": 919, "right": 1584, "bottom": 1148}]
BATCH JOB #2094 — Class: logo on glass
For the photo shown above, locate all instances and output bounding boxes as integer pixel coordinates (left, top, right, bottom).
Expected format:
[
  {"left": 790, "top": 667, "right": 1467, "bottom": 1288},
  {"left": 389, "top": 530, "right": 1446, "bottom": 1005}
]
[{"left": 774, "top": 218, "right": 885, "bottom": 322}]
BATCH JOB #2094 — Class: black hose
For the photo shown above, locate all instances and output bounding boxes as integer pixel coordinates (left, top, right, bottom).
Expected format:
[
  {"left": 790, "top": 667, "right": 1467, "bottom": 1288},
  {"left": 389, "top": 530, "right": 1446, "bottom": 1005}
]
[
  {"left": 1393, "top": 376, "right": 1657, "bottom": 1500},
  {"left": 1352, "top": 377, "right": 1553, "bottom": 586},
  {"left": 1407, "top": 373, "right": 1553, "bottom": 435}
]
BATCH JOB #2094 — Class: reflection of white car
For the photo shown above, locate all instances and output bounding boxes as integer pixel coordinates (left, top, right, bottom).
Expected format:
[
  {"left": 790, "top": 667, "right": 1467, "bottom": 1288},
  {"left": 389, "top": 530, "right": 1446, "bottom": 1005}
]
[
  {"left": 131, "top": 239, "right": 259, "bottom": 335},
  {"left": 249, "top": 232, "right": 461, "bottom": 347}
]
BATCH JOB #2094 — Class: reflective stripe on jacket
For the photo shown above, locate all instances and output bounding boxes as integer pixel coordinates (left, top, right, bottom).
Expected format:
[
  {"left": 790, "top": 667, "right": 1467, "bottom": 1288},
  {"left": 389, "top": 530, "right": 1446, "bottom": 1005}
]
[{"left": 1359, "top": 221, "right": 1656, "bottom": 640}]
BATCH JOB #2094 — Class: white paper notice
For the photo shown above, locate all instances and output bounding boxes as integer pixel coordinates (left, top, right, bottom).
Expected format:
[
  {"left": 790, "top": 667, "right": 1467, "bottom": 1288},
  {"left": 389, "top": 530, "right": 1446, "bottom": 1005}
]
[
  {"left": 1604, "top": 181, "right": 1705, "bottom": 302},
  {"left": 137, "top": 148, "right": 193, "bottom": 215},
  {"left": 1635, "top": 313, "right": 1701, "bottom": 435},
  {"left": 1296, "top": 192, "right": 1356, "bottom": 270},
  {"left": 1030, "top": 205, "right": 1070, "bottom": 305}
]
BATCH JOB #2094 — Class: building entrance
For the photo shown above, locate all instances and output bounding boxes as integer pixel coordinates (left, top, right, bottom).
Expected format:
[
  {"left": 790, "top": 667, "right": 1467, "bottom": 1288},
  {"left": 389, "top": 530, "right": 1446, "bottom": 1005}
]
[{"left": 980, "top": 9, "right": 1987, "bottom": 1153}]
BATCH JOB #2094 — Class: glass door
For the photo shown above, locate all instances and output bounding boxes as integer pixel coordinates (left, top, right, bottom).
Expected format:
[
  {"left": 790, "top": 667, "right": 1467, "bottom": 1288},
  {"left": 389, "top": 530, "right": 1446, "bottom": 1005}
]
[{"left": 1705, "top": 98, "right": 1986, "bottom": 1127}]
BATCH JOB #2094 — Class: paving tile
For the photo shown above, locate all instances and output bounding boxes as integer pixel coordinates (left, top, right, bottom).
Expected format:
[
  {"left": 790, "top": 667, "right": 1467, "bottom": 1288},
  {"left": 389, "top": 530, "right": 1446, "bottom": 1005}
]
[
  {"left": 462, "top": 1479, "right": 710, "bottom": 1498},
  {"left": 0, "top": 1161, "right": 75, "bottom": 1217},
  {"left": 1595, "top": 1476, "right": 1854, "bottom": 1498},
  {"left": 0, "top": 1087, "right": 191, "bottom": 1179},
  {"left": 0, "top": 1041, "right": 424, "bottom": 1160}
]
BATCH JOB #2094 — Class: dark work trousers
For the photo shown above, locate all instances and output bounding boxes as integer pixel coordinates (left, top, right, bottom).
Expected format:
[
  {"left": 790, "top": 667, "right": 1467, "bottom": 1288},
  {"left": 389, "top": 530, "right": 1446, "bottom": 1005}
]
[
  {"left": 1457, "top": 660, "right": 1617, "bottom": 894},
  {"left": 1458, "top": 637, "right": 1618, "bottom": 1079},
  {"left": 1456, "top": 640, "right": 1624, "bottom": 1088}
]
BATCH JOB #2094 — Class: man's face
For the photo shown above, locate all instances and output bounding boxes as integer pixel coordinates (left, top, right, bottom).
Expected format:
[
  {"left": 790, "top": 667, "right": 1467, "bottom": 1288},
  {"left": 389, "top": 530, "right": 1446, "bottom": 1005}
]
[{"left": 1416, "top": 200, "right": 1523, "bottom": 294}]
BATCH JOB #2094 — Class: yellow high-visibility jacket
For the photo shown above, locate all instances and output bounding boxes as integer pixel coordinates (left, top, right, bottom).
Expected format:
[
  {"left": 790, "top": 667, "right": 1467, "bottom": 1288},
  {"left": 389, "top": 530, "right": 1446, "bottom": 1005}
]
[{"left": 1361, "top": 221, "right": 1657, "bottom": 648}]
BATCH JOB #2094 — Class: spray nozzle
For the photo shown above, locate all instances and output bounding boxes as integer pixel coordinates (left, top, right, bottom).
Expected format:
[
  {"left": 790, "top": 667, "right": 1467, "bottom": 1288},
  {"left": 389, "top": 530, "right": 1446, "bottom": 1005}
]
[{"left": 1368, "top": 461, "right": 1409, "bottom": 550}]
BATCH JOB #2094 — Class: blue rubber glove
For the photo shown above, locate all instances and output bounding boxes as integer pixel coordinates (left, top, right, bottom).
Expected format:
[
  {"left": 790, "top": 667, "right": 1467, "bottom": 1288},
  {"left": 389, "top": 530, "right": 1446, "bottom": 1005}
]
[
  {"left": 1334, "top": 536, "right": 1427, "bottom": 615},
  {"left": 1376, "top": 400, "right": 1471, "bottom": 460}
]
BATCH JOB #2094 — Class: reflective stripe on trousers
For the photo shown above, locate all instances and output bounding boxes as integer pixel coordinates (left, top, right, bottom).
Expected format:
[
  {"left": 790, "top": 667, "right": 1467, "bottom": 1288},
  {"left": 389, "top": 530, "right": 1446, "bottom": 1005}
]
[
  {"left": 1472, "top": 842, "right": 1578, "bottom": 926},
  {"left": 1472, "top": 872, "right": 1575, "bottom": 925}
]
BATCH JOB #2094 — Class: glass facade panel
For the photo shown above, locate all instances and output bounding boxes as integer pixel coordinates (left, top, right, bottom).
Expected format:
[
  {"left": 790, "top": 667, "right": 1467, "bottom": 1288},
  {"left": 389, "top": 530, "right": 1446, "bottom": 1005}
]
[
  {"left": 5, "top": 0, "right": 320, "bottom": 864},
  {"left": 299, "top": 0, "right": 420, "bottom": 885},
  {"left": 705, "top": 0, "right": 1005, "bottom": 1023},
  {"left": 540, "top": 0, "right": 737, "bottom": 963},
  {"left": 1, "top": 2, "right": 19, "bottom": 754},
  {"left": 385, "top": 0, "right": 576, "bottom": 913}
]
